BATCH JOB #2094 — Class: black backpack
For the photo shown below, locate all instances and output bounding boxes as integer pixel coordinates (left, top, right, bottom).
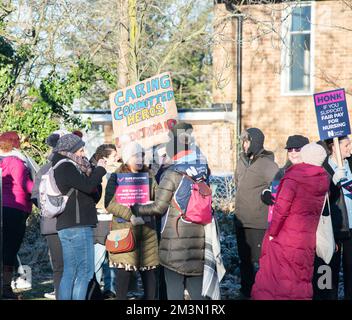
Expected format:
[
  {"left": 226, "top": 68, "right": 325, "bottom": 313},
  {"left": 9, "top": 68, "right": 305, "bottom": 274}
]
[{"left": 86, "top": 275, "right": 103, "bottom": 300}]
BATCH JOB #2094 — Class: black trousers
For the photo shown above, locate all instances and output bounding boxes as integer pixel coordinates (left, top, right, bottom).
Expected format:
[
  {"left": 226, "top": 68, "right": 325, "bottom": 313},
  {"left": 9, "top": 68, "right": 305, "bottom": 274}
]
[
  {"left": 313, "top": 233, "right": 352, "bottom": 300},
  {"left": 164, "top": 268, "right": 205, "bottom": 300},
  {"left": 3, "top": 208, "right": 28, "bottom": 266},
  {"left": 157, "top": 266, "right": 168, "bottom": 300},
  {"left": 45, "top": 234, "right": 64, "bottom": 299},
  {"left": 116, "top": 269, "right": 157, "bottom": 300},
  {"left": 235, "top": 226, "right": 266, "bottom": 297}
]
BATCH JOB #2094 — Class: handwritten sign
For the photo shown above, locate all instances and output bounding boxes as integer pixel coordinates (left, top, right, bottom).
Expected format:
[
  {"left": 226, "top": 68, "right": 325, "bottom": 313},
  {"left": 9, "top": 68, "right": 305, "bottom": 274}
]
[
  {"left": 115, "top": 173, "right": 150, "bottom": 207},
  {"left": 109, "top": 72, "right": 178, "bottom": 149},
  {"left": 314, "top": 88, "right": 351, "bottom": 140}
]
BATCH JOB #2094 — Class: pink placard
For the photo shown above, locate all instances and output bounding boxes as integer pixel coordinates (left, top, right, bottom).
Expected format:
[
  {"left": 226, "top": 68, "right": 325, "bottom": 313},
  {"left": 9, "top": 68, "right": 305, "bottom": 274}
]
[{"left": 115, "top": 173, "right": 150, "bottom": 207}]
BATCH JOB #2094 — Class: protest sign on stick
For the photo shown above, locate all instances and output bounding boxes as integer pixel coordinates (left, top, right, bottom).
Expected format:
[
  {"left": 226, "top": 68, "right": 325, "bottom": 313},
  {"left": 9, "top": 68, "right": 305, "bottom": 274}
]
[
  {"left": 109, "top": 72, "right": 178, "bottom": 149},
  {"left": 314, "top": 88, "right": 351, "bottom": 168}
]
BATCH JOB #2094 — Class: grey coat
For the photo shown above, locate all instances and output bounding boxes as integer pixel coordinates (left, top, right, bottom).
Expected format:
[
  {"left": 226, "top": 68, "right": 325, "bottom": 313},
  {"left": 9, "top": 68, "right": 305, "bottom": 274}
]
[
  {"left": 235, "top": 150, "right": 279, "bottom": 229},
  {"left": 132, "top": 169, "right": 205, "bottom": 276}
]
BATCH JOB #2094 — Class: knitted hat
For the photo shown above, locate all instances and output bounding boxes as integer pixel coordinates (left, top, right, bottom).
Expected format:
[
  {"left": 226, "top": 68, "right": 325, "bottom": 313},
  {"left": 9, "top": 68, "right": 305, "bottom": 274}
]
[
  {"left": 0, "top": 131, "right": 20, "bottom": 149},
  {"left": 301, "top": 142, "right": 327, "bottom": 167},
  {"left": 285, "top": 135, "right": 309, "bottom": 149},
  {"left": 46, "top": 129, "right": 70, "bottom": 148},
  {"left": 53, "top": 134, "right": 85, "bottom": 153},
  {"left": 121, "top": 141, "right": 143, "bottom": 164}
]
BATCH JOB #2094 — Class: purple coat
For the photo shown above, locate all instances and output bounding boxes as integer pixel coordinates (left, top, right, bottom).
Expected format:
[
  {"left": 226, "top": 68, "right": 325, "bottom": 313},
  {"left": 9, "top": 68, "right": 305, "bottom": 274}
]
[
  {"left": 251, "top": 163, "right": 329, "bottom": 300},
  {"left": 0, "top": 156, "right": 34, "bottom": 213}
]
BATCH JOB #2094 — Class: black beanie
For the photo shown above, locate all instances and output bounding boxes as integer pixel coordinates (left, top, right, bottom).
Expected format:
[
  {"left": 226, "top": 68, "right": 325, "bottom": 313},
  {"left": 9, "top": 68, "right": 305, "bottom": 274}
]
[{"left": 247, "top": 128, "right": 265, "bottom": 156}]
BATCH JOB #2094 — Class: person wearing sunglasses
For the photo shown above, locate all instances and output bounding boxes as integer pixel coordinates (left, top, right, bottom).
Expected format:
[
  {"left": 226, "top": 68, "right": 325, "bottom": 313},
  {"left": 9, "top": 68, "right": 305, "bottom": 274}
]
[
  {"left": 261, "top": 135, "right": 309, "bottom": 207},
  {"left": 252, "top": 143, "right": 330, "bottom": 300}
]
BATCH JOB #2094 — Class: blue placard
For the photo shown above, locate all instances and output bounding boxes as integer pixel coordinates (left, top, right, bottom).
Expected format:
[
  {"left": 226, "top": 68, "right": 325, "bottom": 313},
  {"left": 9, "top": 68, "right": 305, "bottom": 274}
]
[{"left": 314, "top": 88, "right": 351, "bottom": 140}]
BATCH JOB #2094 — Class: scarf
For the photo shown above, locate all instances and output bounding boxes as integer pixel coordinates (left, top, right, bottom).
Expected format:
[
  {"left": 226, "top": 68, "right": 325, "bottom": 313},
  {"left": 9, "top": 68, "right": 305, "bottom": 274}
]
[{"left": 59, "top": 151, "right": 92, "bottom": 176}]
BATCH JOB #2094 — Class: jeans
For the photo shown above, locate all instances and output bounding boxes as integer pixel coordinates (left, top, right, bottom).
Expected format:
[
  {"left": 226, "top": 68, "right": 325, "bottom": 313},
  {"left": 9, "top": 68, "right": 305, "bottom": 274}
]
[
  {"left": 94, "top": 243, "right": 116, "bottom": 294},
  {"left": 58, "top": 227, "right": 95, "bottom": 300}
]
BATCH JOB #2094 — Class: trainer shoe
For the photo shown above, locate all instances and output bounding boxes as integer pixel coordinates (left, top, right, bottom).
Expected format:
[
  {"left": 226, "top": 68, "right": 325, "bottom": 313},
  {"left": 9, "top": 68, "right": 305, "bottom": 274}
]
[{"left": 44, "top": 291, "right": 56, "bottom": 300}]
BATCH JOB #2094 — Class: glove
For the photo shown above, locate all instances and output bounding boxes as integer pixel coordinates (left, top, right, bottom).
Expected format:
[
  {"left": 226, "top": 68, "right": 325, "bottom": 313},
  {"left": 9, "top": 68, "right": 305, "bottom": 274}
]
[
  {"left": 261, "top": 190, "right": 275, "bottom": 206},
  {"left": 130, "top": 214, "right": 145, "bottom": 226},
  {"left": 332, "top": 167, "right": 347, "bottom": 185}
]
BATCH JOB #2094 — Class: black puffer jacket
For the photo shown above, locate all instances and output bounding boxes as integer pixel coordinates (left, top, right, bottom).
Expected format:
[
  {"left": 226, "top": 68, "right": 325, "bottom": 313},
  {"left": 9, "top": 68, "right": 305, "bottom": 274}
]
[
  {"left": 132, "top": 168, "right": 205, "bottom": 276},
  {"left": 52, "top": 153, "right": 106, "bottom": 231}
]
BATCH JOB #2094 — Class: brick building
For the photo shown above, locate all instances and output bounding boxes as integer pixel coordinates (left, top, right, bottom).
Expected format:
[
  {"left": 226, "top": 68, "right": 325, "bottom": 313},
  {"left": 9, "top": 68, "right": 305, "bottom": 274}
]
[{"left": 214, "top": 0, "right": 352, "bottom": 166}]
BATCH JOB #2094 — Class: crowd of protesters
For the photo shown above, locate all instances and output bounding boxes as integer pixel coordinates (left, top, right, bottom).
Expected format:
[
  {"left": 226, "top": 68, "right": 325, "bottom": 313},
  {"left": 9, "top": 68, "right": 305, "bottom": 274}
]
[{"left": 1, "top": 123, "right": 352, "bottom": 300}]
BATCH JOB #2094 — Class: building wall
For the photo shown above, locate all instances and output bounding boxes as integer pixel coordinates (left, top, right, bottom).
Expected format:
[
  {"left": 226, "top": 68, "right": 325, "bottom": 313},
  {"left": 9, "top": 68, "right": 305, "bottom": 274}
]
[
  {"left": 214, "top": 1, "right": 352, "bottom": 167},
  {"left": 188, "top": 121, "right": 236, "bottom": 174}
]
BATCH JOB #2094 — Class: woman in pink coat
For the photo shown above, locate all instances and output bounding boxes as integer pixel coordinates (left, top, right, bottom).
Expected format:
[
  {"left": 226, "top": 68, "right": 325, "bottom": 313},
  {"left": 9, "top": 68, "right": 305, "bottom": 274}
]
[
  {"left": 251, "top": 143, "right": 330, "bottom": 300},
  {"left": 0, "top": 133, "right": 34, "bottom": 299}
]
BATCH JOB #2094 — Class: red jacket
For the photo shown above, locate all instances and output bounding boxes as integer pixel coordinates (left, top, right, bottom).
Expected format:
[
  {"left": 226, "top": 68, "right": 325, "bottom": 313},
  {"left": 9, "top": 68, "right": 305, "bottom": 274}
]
[
  {"left": 0, "top": 156, "right": 33, "bottom": 213},
  {"left": 251, "top": 163, "right": 330, "bottom": 300}
]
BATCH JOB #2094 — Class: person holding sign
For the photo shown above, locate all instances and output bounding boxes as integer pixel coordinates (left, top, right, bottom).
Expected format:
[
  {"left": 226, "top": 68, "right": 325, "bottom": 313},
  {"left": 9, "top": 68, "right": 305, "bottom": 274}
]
[
  {"left": 105, "top": 142, "right": 159, "bottom": 300},
  {"left": 130, "top": 123, "right": 211, "bottom": 300},
  {"left": 313, "top": 136, "right": 352, "bottom": 300},
  {"left": 252, "top": 143, "right": 330, "bottom": 300}
]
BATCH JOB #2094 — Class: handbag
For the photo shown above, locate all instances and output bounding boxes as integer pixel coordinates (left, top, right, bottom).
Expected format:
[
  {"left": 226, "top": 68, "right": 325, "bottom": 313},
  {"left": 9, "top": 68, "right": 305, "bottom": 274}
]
[
  {"left": 316, "top": 193, "right": 335, "bottom": 264},
  {"left": 105, "top": 227, "right": 135, "bottom": 254}
]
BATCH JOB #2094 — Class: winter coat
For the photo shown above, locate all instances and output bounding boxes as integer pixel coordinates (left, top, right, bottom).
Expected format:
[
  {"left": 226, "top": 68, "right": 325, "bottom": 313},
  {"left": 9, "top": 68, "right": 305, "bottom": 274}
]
[
  {"left": 235, "top": 150, "right": 279, "bottom": 229},
  {"left": 323, "top": 158, "right": 351, "bottom": 240},
  {"left": 52, "top": 153, "right": 106, "bottom": 231},
  {"left": 251, "top": 163, "right": 330, "bottom": 300},
  {"left": 0, "top": 155, "right": 33, "bottom": 213},
  {"left": 131, "top": 150, "right": 208, "bottom": 276},
  {"left": 105, "top": 165, "right": 159, "bottom": 270}
]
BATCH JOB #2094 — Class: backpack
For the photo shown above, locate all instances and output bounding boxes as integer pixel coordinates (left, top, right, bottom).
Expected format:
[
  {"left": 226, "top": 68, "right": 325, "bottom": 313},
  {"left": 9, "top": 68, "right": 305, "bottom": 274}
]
[
  {"left": 172, "top": 174, "right": 212, "bottom": 236},
  {"left": 38, "top": 159, "right": 75, "bottom": 218}
]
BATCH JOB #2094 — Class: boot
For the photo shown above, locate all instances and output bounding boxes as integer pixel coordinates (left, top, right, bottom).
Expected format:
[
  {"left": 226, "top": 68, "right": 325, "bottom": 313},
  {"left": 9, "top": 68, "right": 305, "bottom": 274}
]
[{"left": 2, "top": 265, "right": 19, "bottom": 300}]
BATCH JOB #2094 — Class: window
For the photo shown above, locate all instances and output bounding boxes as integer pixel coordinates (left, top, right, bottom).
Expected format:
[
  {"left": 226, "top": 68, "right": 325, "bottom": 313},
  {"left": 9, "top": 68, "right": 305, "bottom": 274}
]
[{"left": 281, "top": 3, "right": 314, "bottom": 95}]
